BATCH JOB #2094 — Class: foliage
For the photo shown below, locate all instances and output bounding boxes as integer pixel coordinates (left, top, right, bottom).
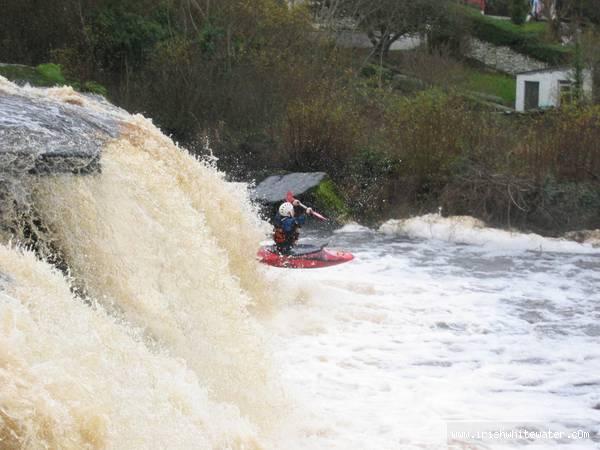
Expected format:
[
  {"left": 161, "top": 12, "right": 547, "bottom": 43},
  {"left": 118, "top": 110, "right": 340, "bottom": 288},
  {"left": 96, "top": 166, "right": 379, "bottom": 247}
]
[
  {"left": 36, "top": 63, "right": 66, "bottom": 84},
  {"left": 283, "top": 89, "right": 364, "bottom": 172},
  {"left": 427, "top": 2, "right": 472, "bottom": 57},
  {"left": 0, "top": 62, "right": 108, "bottom": 97},
  {"left": 557, "top": 0, "right": 600, "bottom": 25},
  {"left": 344, "top": 148, "right": 401, "bottom": 221},
  {"left": 385, "top": 90, "right": 478, "bottom": 192},
  {"left": 0, "top": 64, "right": 59, "bottom": 87},
  {"left": 464, "top": 6, "right": 572, "bottom": 64},
  {"left": 519, "top": 104, "right": 600, "bottom": 183},
  {"left": 485, "top": 0, "right": 510, "bottom": 15},
  {"left": 89, "top": 4, "right": 169, "bottom": 72},
  {"left": 509, "top": 0, "right": 528, "bottom": 24},
  {"left": 82, "top": 81, "right": 109, "bottom": 96},
  {"left": 312, "top": 179, "right": 350, "bottom": 217},
  {"left": 321, "top": 0, "right": 450, "bottom": 56}
]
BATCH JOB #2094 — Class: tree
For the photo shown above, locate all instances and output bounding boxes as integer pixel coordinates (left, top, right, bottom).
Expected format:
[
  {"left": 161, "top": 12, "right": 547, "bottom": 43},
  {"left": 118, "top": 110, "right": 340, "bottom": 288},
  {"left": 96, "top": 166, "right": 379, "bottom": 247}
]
[
  {"left": 580, "top": 29, "right": 600, "bottom": 103},
  {"left": 557, "top": 0, "right": 600, "bottom": 25},
  {"left": 317, "top": 0, "right": 446, "bottom": 57}
]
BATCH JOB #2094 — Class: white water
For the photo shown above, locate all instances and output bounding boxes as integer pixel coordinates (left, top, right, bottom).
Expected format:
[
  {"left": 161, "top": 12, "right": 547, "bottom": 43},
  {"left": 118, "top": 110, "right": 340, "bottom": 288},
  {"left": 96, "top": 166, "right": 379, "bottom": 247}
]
[
  {"left": 0, "top": 245, "right": 261, "bottom": 449},
  {"left": 270, "top": 222, "right": 600, "bottom": 449},
  {"left": 1, "top": 77, "right": 599, "bottom": 449},
  {"left": 1, "top": 78, "right": 279, "bottom": 448}
]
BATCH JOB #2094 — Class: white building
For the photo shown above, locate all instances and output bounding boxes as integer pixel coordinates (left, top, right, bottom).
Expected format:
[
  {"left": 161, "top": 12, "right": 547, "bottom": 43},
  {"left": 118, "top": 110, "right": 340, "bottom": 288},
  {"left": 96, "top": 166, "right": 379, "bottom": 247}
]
[{"left": 515, "top": 67, "right": 593, "bottom": 112}]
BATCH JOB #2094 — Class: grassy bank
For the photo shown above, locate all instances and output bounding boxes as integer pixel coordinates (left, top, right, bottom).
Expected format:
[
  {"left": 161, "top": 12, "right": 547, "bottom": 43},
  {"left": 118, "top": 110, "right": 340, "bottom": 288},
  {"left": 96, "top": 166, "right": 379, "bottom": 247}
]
[{"left": 462, "top": 70, "right": 516, "bottom": 105}]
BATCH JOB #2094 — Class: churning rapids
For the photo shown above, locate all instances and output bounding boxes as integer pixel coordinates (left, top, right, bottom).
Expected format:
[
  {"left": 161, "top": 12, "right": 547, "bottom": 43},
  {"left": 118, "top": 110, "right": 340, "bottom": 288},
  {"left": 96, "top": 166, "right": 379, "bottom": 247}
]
[{"left": 1, "top": 77, "right": 599, "bottom": 449}]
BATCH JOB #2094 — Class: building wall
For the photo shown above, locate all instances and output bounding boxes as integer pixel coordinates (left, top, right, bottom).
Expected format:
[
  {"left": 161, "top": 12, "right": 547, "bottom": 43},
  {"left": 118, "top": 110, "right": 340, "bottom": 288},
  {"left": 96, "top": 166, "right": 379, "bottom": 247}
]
[{"left": 515, "top": 69, "right": 593, "bottom": 111}]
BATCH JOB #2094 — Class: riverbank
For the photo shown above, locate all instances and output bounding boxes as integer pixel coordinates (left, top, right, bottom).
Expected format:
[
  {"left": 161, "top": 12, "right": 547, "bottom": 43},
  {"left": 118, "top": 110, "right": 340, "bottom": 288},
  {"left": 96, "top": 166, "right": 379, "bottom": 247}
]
[{"left": 1, "top": 0, "right": 598, "bottom": 237}]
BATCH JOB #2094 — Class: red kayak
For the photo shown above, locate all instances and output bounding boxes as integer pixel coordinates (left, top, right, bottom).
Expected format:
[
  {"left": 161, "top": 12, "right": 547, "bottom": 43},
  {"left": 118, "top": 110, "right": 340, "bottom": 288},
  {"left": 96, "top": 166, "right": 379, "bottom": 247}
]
[{"left": 257, "top": 244, "right": 354, "bottom": 269}]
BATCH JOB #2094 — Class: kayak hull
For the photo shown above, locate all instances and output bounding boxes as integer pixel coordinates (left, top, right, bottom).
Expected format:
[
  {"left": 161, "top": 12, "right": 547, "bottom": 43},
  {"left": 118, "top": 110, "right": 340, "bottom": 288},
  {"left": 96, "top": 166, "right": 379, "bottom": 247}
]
[{"left": 257, "top": 245, "right": 354, "bottom": 269}]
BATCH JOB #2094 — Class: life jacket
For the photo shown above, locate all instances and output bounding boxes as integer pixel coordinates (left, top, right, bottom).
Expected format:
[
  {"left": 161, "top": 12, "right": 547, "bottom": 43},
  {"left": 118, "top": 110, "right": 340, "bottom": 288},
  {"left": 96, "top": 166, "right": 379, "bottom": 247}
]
[
  {"left": 273, "top": 219, "right": 300, "bottom": 246},
  {"left": 273, "top": 225, "right": 288, "bottom": 244}
]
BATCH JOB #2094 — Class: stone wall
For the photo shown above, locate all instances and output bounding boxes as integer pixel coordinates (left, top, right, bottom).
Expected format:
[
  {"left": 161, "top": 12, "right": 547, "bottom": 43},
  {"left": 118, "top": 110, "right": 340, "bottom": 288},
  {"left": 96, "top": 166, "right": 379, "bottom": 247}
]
[{"left": 466, "top": 38, "right": 548, "bottom": 75}]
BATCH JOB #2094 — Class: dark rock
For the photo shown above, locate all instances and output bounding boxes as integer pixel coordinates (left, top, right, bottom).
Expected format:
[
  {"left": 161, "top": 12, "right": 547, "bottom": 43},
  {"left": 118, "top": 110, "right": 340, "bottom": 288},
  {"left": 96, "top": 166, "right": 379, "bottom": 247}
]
[
  {"left": 252, "top": 172, "right": 327, "bottom": 203},
  {"left": 0, "top": 90, "right": 118, "bottom": 175},
  {"left": 0, "top": 271, "right": 13, "bottom": 290}
]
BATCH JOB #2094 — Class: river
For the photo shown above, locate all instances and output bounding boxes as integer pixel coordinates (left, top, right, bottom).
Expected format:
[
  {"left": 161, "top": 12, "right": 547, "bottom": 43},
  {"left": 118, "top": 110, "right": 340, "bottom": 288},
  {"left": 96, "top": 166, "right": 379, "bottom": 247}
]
[{"left": 270, "top": 219, "right": 600, "bottom": 449}]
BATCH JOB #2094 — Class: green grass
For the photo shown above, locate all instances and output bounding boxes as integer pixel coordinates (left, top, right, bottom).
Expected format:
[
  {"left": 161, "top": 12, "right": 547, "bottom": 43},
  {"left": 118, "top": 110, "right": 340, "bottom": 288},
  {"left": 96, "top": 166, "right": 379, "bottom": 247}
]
[
  {"left": 463, "top": 70, "right": 516, "bottom": 106},
  {"left": 477, "top": 15, "right": 547, "bottom": 39}
]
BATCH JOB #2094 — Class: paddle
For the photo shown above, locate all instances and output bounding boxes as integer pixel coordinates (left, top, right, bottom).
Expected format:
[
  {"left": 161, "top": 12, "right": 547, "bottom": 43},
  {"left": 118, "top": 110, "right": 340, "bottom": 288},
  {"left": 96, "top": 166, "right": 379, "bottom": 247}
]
[{"left": 286, "top": 191, "right": 328, "bottom": 221}]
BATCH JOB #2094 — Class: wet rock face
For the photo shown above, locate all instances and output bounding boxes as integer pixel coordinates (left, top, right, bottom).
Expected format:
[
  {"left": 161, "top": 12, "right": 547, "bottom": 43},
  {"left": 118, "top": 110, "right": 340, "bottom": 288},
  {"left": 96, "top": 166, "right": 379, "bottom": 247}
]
[
  {"left": 0, "top": 91, "right": 118, "bottom": 175},
  {"left": 252, "top": 172, "right": 327, "bottom": 203}
]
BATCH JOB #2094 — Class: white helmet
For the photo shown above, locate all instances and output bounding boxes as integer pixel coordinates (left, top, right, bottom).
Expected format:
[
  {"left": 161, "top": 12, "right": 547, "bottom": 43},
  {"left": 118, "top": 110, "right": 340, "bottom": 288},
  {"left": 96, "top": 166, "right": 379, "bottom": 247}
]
[{"left": 278, "top": 202, "right": 294, "bottom": 217}]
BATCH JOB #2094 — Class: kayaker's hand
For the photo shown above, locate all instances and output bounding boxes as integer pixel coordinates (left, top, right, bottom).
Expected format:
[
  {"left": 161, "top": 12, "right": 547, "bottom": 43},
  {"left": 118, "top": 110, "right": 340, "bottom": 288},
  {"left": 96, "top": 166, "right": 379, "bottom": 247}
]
[
  {"left": 306, "top": 207, "right": 313, "bottom": 215},
  {"left": 292, "top": 200, "right": 300, "bottom": 206}
]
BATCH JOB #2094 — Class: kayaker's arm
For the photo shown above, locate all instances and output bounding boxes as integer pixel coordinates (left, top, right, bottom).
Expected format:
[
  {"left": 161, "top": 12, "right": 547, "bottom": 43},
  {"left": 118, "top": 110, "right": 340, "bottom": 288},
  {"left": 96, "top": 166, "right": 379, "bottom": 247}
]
[{"left": 287, "top": 191, "right": 328, "bottom": 221}]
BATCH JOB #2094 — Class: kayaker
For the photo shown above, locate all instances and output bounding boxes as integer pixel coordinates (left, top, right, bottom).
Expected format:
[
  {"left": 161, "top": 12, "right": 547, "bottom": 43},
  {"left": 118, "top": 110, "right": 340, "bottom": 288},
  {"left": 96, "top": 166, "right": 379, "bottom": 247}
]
[{"left": 273, "top": 201, "right": 313, "bottom": 254}]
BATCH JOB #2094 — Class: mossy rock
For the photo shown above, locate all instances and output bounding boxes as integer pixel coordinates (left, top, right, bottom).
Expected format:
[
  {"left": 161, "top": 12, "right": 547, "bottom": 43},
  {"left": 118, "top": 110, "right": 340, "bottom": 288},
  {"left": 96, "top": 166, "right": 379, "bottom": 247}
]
[
  {"left": 0, "top": 63, "right": 108, "bottom": 96},
  {"left": 253, "top": 172, "right": 351, "bottom": 224},
  {"left": 308, "top": 178, "right": 351, "bottom": 223},
  {"left": 0, "top": 63, "right": 65, "bottom": 87}
]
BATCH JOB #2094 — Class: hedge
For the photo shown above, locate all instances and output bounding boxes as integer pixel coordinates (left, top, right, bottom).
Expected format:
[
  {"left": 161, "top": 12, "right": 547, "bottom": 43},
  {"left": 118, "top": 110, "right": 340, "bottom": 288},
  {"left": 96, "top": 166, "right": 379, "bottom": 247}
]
[{"left": 465, "top": 8, "right": 572, "bottom": 65}]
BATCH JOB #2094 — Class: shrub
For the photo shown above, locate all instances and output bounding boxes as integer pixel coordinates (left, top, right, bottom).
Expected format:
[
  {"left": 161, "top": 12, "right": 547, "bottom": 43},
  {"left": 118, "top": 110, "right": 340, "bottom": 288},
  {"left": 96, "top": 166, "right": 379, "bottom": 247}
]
[
  {"left": 82, "top": 81, "right": 108, "bottom": 96},
  {"left": 36, "top": 63, "right": 66, "bottom": 84},
  {"left": 485, "top": 0, "right": 510, "bottom": 15},
  {"left": 385, "top": 90, "right": 479, "bottom": 192},
  {"left": 519, "top": 104, "right": 600, "bottom": 183},
  {"left": 509, "top": 0, "right": 528, "bottom": 25},
  {"left": 282, "top": 91, "right": 363, "bottom": 174},
  {"left": 466, "top": 7, "right": 572, "bottom": 64},
  {"left": 343, "top": 148, "right": 401, "bottom": 221}
]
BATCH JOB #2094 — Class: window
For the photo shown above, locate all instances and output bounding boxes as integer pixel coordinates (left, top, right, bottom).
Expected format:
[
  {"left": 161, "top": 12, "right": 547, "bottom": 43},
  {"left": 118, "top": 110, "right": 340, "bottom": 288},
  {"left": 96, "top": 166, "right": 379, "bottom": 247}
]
[{"left": 558, "top": 79, "right": 573, "bottom": 105}]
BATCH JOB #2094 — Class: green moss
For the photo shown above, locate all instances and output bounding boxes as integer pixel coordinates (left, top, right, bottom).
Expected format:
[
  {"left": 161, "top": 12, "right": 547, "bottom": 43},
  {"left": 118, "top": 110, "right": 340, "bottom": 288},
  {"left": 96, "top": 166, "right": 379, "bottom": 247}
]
[
  {"left": 0, "top": 63, "right": 66, "bottom": 86},
  {"left": 313, "top": 179, "right": 350, "bottom": 218},
  {"left": 35, "top": 63, "right": 66, "bottom": 84},
  {"left": 82, "top": 81, "right": 108, "bottom": 96},
  {"left": 0, "top": 63, "right": 107, "bottom": 97},
  {"left": 0, "top": 64, "right": 54, "bottom": 86}
]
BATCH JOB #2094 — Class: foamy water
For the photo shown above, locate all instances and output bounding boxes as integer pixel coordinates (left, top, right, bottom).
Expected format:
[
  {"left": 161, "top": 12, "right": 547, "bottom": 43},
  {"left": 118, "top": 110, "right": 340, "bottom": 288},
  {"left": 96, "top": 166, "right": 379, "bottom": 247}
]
[
  {"left": 0, "top": 245, "right": 261, "bottom": 449},
  {"left": 1, "top": 77, "right": 279, "bottom": 447},
  {"left": 269, "top": 222, "right": 600, "bottom": 449},
  {"left": 380, "top": 215, "right": 600, "bottom": 254}
]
